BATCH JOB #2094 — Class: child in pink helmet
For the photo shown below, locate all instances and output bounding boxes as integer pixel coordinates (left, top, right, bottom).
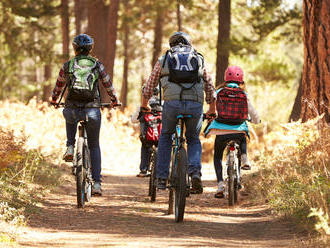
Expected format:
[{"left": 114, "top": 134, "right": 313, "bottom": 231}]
[{"left": 206, "top": 66, "right": 260, "bottom": 198}]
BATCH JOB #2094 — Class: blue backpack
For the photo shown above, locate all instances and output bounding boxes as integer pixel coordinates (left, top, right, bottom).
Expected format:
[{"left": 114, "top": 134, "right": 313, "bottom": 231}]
[{"left": 165, "top": 44, "right": 202, "bottom": 84}]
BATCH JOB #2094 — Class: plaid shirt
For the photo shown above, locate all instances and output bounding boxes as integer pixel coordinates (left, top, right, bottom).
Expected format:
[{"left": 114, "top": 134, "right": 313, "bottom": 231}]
[
  {"left": 52, "top": 59, "right": 117, "bottom": 102},
  {"left": 143, "top": 61, "right": 216, "bottom": 104}
]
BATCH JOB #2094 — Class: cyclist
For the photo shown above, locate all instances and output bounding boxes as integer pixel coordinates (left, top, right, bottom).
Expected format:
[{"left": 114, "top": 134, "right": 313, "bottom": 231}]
[
  {"left": 141, "top": 31, "right": 216, "bottom": 193},
  {"left": 131, "top": 89, "right": 162, "bottom": 177},
  {"left": 210, "top": 66, "right": 260, "bottom": 198},
  {"left": 50, "top": 34, "right": 119, "bottom": 196}
]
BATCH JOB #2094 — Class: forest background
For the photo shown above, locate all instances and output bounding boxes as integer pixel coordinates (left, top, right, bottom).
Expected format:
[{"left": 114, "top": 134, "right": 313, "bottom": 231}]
[{"left": 0, "top": 0, "right": 329, "bottom": 244}]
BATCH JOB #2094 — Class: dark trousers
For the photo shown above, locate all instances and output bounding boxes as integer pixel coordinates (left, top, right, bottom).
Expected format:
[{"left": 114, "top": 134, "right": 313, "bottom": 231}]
[
  {"left": 140, "top": 143, "right": 152, "bottom": 172},
  {"left": 213, "top": 133, "right": 247, "bottom": 182}
]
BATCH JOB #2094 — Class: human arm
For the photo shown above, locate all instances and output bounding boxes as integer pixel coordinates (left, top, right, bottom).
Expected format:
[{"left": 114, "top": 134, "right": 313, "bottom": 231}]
[
  {"left": 98, "top": 62, "right": 119, "bottom": 103},
  {"left": 247, "top": 98, "right": 260, "bottom": 124},
  {"left": 203, "top": 67, "right": 217, "bottom": 116},
  {"left": 50, "top": 64, "right": 67, "bottom": 105},
  {"left": 141, "top": 61, "right": 162, "bottom": 110}
]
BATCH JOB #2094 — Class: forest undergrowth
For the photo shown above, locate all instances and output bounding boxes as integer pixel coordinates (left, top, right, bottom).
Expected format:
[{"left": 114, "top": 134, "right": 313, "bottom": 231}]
[{"left": 0, "top": 99, "right": 329, "bottom": 244}]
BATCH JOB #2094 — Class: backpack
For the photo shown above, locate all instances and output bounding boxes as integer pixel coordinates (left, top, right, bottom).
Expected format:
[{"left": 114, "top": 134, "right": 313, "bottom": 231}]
[
  {"left": 140, "top": 112, "right": 162, "bottom": 144},
  {"left": 67, "top": 56, "right": 99, "bottom": 102},
  {"left": 216, "top": 87, "right": 248, "bottom": 125},
  {"left": 165, "top": 44, "right": 201, "bottom": 84}
]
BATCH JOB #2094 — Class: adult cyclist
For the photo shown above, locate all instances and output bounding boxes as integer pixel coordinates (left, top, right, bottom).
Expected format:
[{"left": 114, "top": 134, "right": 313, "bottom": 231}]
[
  {"left": 50, "top": 34, "right": 119, "bottom": 196},
  {"left": 141, "top": 31, "right": 216, "bottom": 193}
]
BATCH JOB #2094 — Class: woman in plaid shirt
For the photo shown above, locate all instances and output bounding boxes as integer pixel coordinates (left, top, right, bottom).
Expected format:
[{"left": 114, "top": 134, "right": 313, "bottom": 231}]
[{"left": 141, "top": 32, "right": 216, "bottom": 193}]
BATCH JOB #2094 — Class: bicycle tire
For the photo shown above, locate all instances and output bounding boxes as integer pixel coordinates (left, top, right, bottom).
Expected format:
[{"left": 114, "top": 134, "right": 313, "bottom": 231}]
[
  {"left": 83, "top": 144, "right": 92, "bottom": 202},
  {"left": 174, "top": 147, "right": 187, "bottom": 222},
  {"left": 76, "top": 137, "right": 85, "bottom": 208},
  {"left": 168, "top": 150, "right": 176, "bottom": 215},
  {"left": 149, "top": 147, "right": 157, "bottom": 202},
  {"left": 228, "top": 164, "right": 235, "bottom": 206}
]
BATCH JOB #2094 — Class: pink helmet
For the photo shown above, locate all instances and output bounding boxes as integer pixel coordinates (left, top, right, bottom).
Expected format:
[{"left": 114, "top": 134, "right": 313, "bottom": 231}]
[{"left": 224, "top": 66, "right": 244, "bottom": 83}]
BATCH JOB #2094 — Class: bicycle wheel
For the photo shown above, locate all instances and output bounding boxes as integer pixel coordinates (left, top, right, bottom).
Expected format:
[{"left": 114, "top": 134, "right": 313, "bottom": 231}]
[
  {"left": 149, "top": 147, "right": 157, "bottom": 202},
  {"left": 174, "top": 147, "right": 188, "bottom": 222},
  {"left": 228, "top": 164, "right": 237, "bottom": 206},
  {"left": 168, "top": 150, "right": 176, "bottom": 215},
  {"left": 76, "top": 137, "right": 85, "bottom": 208},
  {"left": 83, "top": 144, "right": 92, "bottom": 202}
]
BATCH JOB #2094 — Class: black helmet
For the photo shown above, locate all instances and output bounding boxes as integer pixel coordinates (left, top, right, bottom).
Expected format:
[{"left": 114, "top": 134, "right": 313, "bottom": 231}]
[
  {"left": 72, "top": 34, "right": 94, "bottom": 54},
  {"left": 169, "top": 31, "right": 191, "bottom": 47}
]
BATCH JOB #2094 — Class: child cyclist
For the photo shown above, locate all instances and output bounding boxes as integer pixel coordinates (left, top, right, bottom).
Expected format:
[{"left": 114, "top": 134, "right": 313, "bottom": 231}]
[
  {"left": 131, "top": 88, "right": 162, "bottom": 177},
  {"left": 205, "top": 66, "right": 260, "bottom": 198}
]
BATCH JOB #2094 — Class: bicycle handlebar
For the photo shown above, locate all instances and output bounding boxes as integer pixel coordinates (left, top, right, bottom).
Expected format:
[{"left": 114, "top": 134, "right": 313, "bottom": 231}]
[{"left": 54, "top": 102, "right": 122, "bottom": 109}]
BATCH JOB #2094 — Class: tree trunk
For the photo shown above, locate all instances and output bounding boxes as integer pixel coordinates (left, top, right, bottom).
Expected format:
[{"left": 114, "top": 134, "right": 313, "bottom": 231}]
[
  {"left": 301, "top": 0, "right": 330, "bottom": 123},
  {"left": 87, "top": 0, "right": 108, "bottom": 62},
  {"left": 289, "top": 75, "right": 302, "bottom": 122},
  {"left": 176, "top": 1, "right": 182, "bottom": 31},
  {"left": 42, "top": 65, "right": 52, "bottom": 102},
  {"left": 215, "top": 0, "right": 231, "bottom": 87},
  {"left": 151, "top": 8, "right": 164, "bottom": 67},
  {"left": 61, "top": 0, "right": 70, "bottom": 60},
  {"left": 120, "top": 1, "right": 130, "bottom": 110},
  {"left": 74, "top": 0, "right": 82, "bottom": 35},
  {"left": 105, "top": 0, "right": 120, "bottom": 81},
  {"left": 88, "top": 0, "right": 109, "bottom": 103}
]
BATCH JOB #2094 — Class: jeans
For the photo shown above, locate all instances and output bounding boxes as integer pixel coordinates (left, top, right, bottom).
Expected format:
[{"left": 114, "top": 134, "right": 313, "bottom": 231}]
[
  {"left": 140, "top": 143, "right": 152, "bottom": 172},
  {"left": 156, "top": 100, "right": 203, "bottom": 179},
  {"left": 213, "top": 133, "right": 247, "bottom": 182},
  {"left": 63, "top": 108, "right": 102, "bottom": 182}
]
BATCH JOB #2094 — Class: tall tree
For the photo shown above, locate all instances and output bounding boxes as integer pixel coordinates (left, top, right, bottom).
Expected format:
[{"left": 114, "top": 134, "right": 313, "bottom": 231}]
[
  {"left": 61, "top": 0, "right": 69, "bottom": 60},
  {"left": 151, "top": 8, "right": 164, "bottom": 67},
  {"left": 300, "top": 0, "right": 330, "bottom": 122},
  {"left": 176, "top": 0, "right": 182, "bottom": 31},
  {"left": 74, "top": 0, "right": 82, "bottom": 35},
  {"left": 105, "top": 0, "right": 120, "bottom": 81},
  {"left": 216, "top": 0, "right": 231, "bottom": 87},
  {"left": 120, "top": 0, "right": 130, "bottom": 110}
]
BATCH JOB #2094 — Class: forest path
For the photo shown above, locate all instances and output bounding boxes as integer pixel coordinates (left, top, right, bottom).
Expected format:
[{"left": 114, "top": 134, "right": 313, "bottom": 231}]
[{"left": 16, "top": 173, "right": 307, "bottom": 248}]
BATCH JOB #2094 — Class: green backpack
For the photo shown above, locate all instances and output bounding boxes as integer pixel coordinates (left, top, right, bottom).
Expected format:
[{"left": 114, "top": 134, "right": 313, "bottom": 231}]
[{"left": 67, "top": 56, "right": 99, "bottom": 102}]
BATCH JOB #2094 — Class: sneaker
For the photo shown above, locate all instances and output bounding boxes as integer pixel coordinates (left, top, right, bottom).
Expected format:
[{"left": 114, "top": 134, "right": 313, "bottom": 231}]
[
  {"left": 241, "top": 154, "right": 251, "bottom": 170},
  {"left": 63, "top": 145, "right": 74, "bottom": 162},
  {"left": 157, "top": 178, "right": 167, "bottom": 190},
  {"left": 190, "top": 173, "right": 203, "bottom": 194},
  {"left": 136, "top": 170, "right": 148, "bottom": 178},
  {"left": 92, "top": 182, "right": 102, "bottom": 196},
  {"left": 214, "top": 181, "right": 225, "bottom": 198}
]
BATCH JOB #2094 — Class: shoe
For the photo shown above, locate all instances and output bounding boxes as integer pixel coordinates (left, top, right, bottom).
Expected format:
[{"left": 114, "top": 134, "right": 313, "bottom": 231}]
[
  {"left": 214, "top": 181, "right": 225, "bottom": 198},
  {"left": 157, "top": 178, "right": 167, "bottom": 190},
  {"left": 92, "top": 182, "right": 102, "bottom": 196},
  {"left": 190, "top": 173, "right": 203, "bottom": 194},
  {"left": 136, "top": 170, "right": 148, "bottom": 178},
  {"left": 63, "top": 145, "right": 74, "bottom": 162},
  {"left": 241, "top": 154, "right": 251, "bottom": 170}
]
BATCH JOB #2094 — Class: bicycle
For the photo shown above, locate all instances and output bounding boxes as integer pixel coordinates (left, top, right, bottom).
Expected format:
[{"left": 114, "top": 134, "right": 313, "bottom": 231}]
[
  {"left": 203, "top": 114, "right": 244, "bottom": 206},
  {"left": 167, "top": 114, "right": 191, "bottom": 222},
  {"left": 58, "top": 102, "right": 120, "bottom": 208},
  {"left": 148, "top": 145, "right": 158, "bottom": 202}
]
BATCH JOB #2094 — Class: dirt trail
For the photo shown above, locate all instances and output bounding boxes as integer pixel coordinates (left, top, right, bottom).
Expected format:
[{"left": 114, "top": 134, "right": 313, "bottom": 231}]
[{"left": 15, "top": 173, "right": 308, "bottom": 248}]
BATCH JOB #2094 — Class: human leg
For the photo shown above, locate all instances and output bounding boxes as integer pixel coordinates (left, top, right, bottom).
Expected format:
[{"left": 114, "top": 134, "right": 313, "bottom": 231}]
[
  {"left": 84, "top": 108, "right": 102, "bottom": 183},
  {"left": 62, "top": 108, "right": 79, "bottom": 161},
  {"left": 137, "top": 143, "right": 151, "bottom": 177}
]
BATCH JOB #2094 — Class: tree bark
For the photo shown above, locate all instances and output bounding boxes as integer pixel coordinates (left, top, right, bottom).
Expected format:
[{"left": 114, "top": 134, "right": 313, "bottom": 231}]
[
  {"left": 151, "top": 8, "right": 164, "bottom": 67},
  {"left": 289, "top": 75, "right": 302, "bottom": 122},
  {"left": 215, "top": 0, "right": 231, "bottom": 87},
  {"left": 105, "top": 0, "right": 120, "bottom": 81},
  {"left": 176, "top": 1, "right": 182, "bottom": 31},
  {"left": 42, "top": 65, "right": 52, "bottom": 102},
  {"left": 120, "top": 1, "right": 130, "bottom": 110},
  {"left": 74, "top": 0, "right": 82, "bottom": 35},
  {"left": 301, "top": 0, "right": 330, "bottom": 122},
  {"left": 61, "top": 0, "right": 70, "bottom": 61}
]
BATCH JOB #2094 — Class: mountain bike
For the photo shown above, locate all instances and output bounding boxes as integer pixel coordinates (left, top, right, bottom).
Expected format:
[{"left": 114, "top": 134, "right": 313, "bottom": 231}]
[
  {"left": 148, "top": 145, "right": 158, "bottom": 202},
  {"left": 203, "top": 114, "right": 244, "bottom": 206},
  {"left": 167, "top": 114, "right": 191, "bottom": 222},
  {"left": 58, "top": 103, "right": 120, "bottom": 208}
]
